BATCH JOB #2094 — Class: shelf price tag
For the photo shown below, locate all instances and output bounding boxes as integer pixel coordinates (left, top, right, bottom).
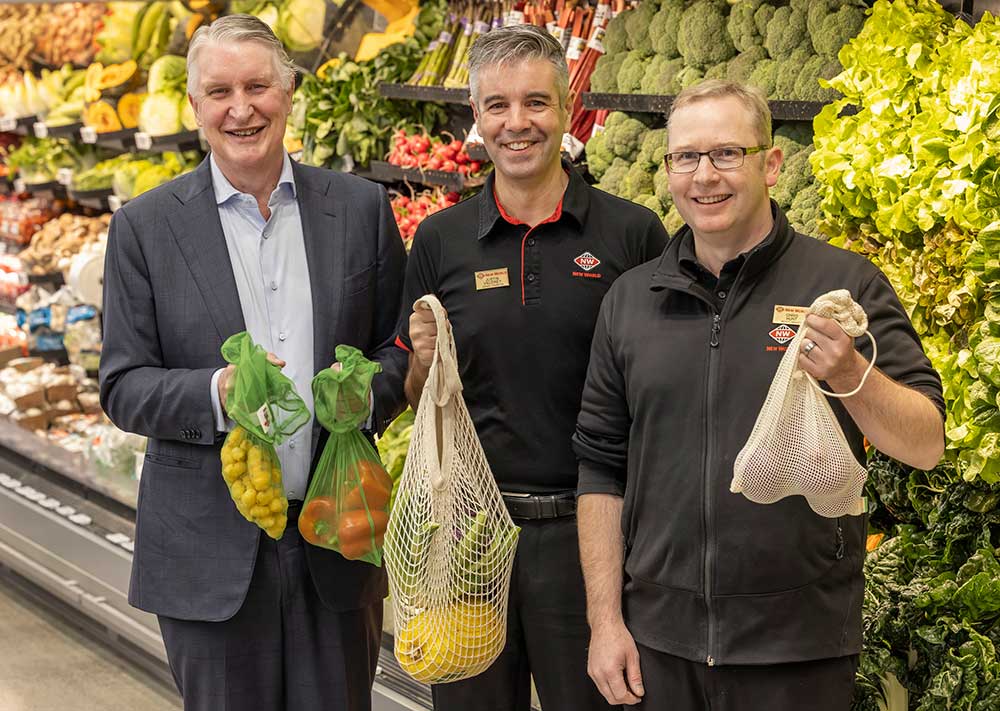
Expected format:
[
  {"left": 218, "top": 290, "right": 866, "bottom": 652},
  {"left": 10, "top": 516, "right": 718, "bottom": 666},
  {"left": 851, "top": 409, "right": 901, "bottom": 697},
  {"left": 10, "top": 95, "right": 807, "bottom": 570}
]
[
  {"left": 108, "top": 195, "right": 123, "bottom": 212},
  {"left": 80, "top": 126, "right": 97, "bottom": 144},
  {"left": 56, "top": 169, "right": 74, "bottom": 186},
  {"left": 13, "top": 179, "right": 26, "bottom": 194},
  {"left": 33, "top": 122, "right": 49, "bottom": 139},
  {"left": 134, "top": 132, "right": 153, "bottom": 150},
  {"left": 0, "top": 117, "right": 16, "bottom": 132}
]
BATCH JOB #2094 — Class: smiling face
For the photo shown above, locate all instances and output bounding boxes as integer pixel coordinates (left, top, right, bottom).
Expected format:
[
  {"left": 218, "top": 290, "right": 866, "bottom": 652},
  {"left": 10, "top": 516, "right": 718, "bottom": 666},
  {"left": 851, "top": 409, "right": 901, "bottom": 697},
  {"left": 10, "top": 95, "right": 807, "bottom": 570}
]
[
  {"left": 667, "top": 95, "right": 783, "bottom": 248},
  {"left": 471, "top": 58, "right": 570, "bottom": 186},
  {"left": 188, "top": 40, "right": 292, "bottom": 184}
]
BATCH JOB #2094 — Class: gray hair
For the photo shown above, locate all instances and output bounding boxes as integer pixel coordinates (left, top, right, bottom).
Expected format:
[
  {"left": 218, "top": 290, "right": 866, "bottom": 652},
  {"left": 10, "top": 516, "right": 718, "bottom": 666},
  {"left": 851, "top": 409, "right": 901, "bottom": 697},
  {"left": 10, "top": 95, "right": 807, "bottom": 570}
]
[
  {"left": 187, "top": 14, "right": 297, "bottom": 97},
  {"left": 467, "top": 25, "right": 569, "bottom": 104},
  {"left": 668, "top": 79, "right": 773, "bottom": 147}
]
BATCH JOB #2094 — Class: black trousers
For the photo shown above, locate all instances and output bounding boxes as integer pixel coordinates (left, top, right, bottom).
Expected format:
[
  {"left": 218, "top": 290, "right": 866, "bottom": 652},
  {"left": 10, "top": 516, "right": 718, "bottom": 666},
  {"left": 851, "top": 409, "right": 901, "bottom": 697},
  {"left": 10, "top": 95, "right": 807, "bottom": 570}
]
[
  {"left": 432, "top": 515, "right": 617, "bottom": 711},
  {"left": 158, "top": 504, "right": 382, "bottom": 711},
  {"left": 629, "top": 643, "right": 858, "bottom": 711}
]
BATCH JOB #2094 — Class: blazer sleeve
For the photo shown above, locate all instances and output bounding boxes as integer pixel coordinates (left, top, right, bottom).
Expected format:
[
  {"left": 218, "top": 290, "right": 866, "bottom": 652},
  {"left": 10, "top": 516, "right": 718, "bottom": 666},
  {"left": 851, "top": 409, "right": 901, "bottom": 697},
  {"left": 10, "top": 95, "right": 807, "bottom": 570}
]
[
  {"left": 366, "top": 184, "right": 409, "bottom": 436},
  {"left": 98, "top": 206, "right": 219, "bottom": 445}
]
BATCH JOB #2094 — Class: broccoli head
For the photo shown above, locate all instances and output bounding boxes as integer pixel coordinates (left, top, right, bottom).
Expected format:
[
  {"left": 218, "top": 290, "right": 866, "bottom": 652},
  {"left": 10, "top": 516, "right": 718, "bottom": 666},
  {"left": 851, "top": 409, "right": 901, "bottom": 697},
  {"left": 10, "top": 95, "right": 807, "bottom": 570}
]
[
  {"left": 677, "top": 0, "right": 737, "bottom": 70},
  {"left": 650, "top": 0, "right": 686, "bottom": 59},
  {"left": 635, "top": 193, "right": 666, "bottom": 220},
  {"left": 636, "top": 128, "right": 669, "bottom": 170},
  {"left": 640, "top": 56, "right": 685, "bottom": 95},
  {"left": 793, "top": 55, "right": 842, "bottom": 102},
  {"left": 590, "top": 53, "right": 627, "bottom": 94},
  {"left": 664, "top": 205, "right": 686, "bottom": 236},
  {"left": 585, "top": 129, "right": 613, "bottom": 180},
  {"left": 617, "top": 50, "right": 652, "bottom": 94},
  {"left": 624, "top": 2, "right": 658, "bottom": 54},
  {"left": 603, "top": 12, "right": 629, "bottom": 55},
  {"left": 811, "top": 4, "right": 867, "bottom": 58},
  {"left": 764, "top": 5, "right": 812, "bottom": 60},
  {"left": 605, "top": 112, "right": 647, "bottom": 161},
  {"left": 754, "top": 3, "right": 776, "bottom": 38},
  {"left": 771, "top": 147, "right": 814, "bottom": 210},
  {"left": 675, "top": 65, "right": 706, "bottom": 92},
  {"left": 747, "top": 58, "right": 777, "bottom": 97},
  {"left": 653, "top": 162, "right": 672, "bottom": 208},
  {"left": 727, "top": 0, "right": 768, "bottom": 53},
  {"left": 596, "top": 157, "right": 632, "bottom": 198},
  {"left": 773, "top": 47, "right": 813, "bottom": 100},
  {"left": 786, "top": 182, "right": 823, "bottom": 237},
  {"left": 639, "top": 55, "right": 668, "bottom": 95},
  {"left": 704, "top": 61, "right": 730, "bottom": 81},
  {"left": 726, "top": 46, "right": 768, "bottom": 84}
]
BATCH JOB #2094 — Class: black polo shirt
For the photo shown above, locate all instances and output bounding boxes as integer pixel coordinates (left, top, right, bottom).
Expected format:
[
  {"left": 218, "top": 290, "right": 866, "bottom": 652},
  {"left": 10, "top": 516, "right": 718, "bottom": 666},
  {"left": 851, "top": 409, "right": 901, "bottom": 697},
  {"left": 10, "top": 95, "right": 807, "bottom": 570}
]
[{"left": 396, "top": 165, "right": 669, "bottom": 493}]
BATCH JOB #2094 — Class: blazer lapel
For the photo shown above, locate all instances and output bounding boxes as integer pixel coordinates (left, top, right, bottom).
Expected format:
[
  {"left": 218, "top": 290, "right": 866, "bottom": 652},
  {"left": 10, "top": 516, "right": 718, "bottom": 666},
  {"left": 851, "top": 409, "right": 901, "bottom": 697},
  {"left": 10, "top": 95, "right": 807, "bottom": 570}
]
[
  {"left": 293, "top": 161, "right": 345, "bottom": 376},
  {"left": 166, "top": 159, "right": 245, "bottom": 342}
]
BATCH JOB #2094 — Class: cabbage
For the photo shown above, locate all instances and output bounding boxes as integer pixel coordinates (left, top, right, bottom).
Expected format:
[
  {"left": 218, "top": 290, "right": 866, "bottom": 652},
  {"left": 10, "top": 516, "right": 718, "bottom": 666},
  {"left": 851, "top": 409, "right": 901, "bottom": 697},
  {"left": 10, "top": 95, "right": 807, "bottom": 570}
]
[
  {"left": 138, "top": 92, "right": 182, "bottom": 136},
  {"left": 147, "top": 55, "right": 188, "bottom": 95},
  {"left": 179, "top": 95, "right": 198, "bottom": 131},
  {"left": 132, "top": 165, "right": 175, "bottom": 196},
  {"left": 276, "top": 0, "right": 325, "bottom": 52}
]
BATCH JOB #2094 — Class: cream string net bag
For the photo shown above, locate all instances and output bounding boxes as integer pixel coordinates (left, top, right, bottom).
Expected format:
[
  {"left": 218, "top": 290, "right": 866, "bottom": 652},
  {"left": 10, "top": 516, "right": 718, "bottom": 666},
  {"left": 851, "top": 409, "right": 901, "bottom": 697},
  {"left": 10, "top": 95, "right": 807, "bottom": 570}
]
[
  {"left": 383, "top": 294, "right": 520, "bottom": 684},
  {"left": 731, "top": 290, "right": 878, "bottom": 518}
]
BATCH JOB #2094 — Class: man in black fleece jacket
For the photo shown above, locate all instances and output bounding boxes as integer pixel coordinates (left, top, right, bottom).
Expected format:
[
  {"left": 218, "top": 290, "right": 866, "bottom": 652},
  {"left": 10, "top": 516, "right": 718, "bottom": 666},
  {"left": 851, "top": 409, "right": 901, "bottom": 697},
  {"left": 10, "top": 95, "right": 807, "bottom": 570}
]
[{"left": 573, "top": 80, "right": 945, "bottom": 711}]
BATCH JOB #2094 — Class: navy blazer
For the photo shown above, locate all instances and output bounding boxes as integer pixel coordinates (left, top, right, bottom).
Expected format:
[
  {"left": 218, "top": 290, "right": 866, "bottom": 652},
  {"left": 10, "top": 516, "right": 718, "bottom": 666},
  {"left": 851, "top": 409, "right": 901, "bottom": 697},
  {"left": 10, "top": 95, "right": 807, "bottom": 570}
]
[{"left": 99, "top": 157, "right": 408, "bottom": 621}]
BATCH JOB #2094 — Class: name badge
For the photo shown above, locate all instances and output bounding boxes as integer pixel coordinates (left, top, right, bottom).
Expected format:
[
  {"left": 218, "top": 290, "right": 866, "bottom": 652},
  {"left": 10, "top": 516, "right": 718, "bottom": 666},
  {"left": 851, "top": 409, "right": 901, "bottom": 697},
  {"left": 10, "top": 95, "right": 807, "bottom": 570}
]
[
  {"left": 475, "top": 268, "right": 510, "bottom": 290},
  {"left": 772, "top": 304, "right": 809, "bottom": 325}
]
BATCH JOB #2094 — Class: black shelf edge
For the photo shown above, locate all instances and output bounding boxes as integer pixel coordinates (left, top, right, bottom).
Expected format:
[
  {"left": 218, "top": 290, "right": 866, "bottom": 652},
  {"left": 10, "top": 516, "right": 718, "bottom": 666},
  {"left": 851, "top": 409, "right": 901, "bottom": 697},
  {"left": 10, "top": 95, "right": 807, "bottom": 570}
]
[
  {"left": 137, "top": 129, "right": 202, "bottom": 152},
  {"left": 80, "top": 126, "right": 138, "bottom": 152},
  {"left": 1, "top": 114, "right": 38, "bottom": 135},
  {"left": 378, "top": 82, "right": 471, "bottom": 106},
  {"left": 27, "top": 272, "right": 65, "bottom": 287},
  {"left": 67, "top": 186, "right": 113, "bottom": 210},
  {"left": 368, "top": 161, "right": 484, "bottom": 192},
  {"left": 20, "top": 181, "right": 66, "bottom": 199},
  {"left": 581, "top": 93, "right": 856, "bottom": 121},
  {"left": 41, "top": 121, "right": 84, "bottom": 138},
  {"left": 0, "top": 298, "right": 18, "bottom": 315},
  {"left": 0, "top": 180, "right": 10, "bottom": 195}
]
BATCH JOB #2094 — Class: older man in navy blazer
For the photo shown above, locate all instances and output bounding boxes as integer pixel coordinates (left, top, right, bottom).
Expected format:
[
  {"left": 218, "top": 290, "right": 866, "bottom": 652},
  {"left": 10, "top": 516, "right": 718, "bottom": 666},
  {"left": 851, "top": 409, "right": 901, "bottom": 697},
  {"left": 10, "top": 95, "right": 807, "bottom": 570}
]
[{"left": 99, "top": 15, "right": 407, "bottom": 711}]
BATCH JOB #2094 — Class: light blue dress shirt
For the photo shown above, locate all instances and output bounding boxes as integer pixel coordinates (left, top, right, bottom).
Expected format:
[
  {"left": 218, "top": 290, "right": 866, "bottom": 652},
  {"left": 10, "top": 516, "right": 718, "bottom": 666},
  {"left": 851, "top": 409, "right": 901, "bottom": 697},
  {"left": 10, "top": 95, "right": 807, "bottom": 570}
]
[{"left": 208, "top": 153, "right": 315, "bottom": 500}]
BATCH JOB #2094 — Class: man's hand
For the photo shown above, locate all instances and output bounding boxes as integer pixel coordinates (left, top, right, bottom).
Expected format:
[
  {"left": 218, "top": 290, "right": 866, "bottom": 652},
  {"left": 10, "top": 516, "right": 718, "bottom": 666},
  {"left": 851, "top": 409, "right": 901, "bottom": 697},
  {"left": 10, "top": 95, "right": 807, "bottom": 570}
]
[
  {"left": 218, "top": 353, "right": 286, "bottom": 417},
  {"left": 798, "top": 314, "right": 868, "bottom": 394},
  {"left": 409, "top": 300, "right": 443, "bottom": 369},
  {"left": 588, "top": 620, "right": 644, "bottom": 706}
]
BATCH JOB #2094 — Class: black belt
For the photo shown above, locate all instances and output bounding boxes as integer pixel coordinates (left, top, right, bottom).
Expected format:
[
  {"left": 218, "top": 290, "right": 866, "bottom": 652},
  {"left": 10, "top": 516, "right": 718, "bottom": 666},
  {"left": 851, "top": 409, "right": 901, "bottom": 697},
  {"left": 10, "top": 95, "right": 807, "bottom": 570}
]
[{"left": 500, "top": 491, "right": 576, "bottom": 520}]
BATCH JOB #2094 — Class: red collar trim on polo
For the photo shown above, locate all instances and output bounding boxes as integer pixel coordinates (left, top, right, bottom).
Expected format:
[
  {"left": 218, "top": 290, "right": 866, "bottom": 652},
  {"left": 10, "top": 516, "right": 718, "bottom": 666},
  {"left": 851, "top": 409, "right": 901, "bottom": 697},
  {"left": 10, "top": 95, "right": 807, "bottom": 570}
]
[{"left": 493, "top": 185, "right": 563, "bottom": 228}]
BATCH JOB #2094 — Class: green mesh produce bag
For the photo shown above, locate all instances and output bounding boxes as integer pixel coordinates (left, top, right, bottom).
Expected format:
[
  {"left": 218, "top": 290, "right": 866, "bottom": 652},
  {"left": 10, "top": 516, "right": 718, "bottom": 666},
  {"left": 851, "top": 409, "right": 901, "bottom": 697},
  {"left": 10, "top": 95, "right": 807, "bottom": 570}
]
[
  {"left": 299, "top": 345, "right": 392, "bottom": 566},
  {"left": 219, "top": 332, "right": 310, "bottom": 539}
]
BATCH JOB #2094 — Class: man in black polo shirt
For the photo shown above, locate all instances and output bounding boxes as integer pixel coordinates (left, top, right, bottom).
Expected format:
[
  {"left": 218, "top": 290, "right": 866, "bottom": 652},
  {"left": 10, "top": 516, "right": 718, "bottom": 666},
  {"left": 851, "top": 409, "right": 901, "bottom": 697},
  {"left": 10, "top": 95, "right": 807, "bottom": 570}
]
[
  {"left": 574, "top": 80, "right": 945, "bottom": 710},
  {"left": 395, "top": 24, "right": 668, "bottom": 711}
]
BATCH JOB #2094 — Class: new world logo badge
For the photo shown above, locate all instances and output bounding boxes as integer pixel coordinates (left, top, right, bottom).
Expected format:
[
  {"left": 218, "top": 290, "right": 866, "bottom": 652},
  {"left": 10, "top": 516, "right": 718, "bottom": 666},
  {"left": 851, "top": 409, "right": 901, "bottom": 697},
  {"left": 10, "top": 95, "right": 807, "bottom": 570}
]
[
  {"left": 573, "top": 252, "right": 601, "bottom": 271},
  {"left": 768, "top": 324, "right": 796, "bottom": 344}
]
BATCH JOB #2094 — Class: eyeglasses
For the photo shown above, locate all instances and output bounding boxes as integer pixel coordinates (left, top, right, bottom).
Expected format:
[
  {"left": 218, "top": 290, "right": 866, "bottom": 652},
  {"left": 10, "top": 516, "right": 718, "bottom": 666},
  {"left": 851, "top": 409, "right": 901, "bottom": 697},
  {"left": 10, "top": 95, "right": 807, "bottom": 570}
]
[{"left": 664, "top": 145, "right": 770, "bottom": 174}]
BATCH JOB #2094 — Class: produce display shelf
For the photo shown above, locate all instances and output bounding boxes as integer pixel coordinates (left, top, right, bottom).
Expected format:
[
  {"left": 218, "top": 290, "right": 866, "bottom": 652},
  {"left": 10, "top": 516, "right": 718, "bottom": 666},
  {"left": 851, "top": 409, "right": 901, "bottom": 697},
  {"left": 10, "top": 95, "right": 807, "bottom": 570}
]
[
  {"left": 68, "top": 187, "right": 114, "bottom": 211},
  {"left": 80, "top": 127, "right": 137, "bottom": 152},
  {"left": 368, "top": 161, "right": 484, "bottom": 193},
  {"left": 26, "top": 271, "right": 64, "bottom": 287},
  {"left": 19, "top": 181, "right": 66, "bottom": 199},
  {"left": 0, "top": 416, "right": 136, "bottom": 510},
  {"left": 36, "top": 121, "right": 84, "bottom": 139},
  {"left": 378, "top": 82, "right": 471, "bottom": 105},
  {"left": 466, "top": 143, "right": 489, "bottom": 162},
  {"left": 134, "top": 129, "right": 203, "bottom": 153},
  {"left": 581, "top": 93, "right": 855, "bottom": 121},
  {"left": 0, "top": 115, "right": 36, "bottom": 135}
]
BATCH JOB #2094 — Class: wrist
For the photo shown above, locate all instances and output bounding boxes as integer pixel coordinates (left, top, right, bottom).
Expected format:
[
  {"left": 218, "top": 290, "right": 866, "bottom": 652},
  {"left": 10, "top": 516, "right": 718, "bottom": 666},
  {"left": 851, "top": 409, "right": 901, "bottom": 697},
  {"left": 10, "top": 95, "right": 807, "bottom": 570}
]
[{"left": 827, "top": 351, "right": 868, "bottom": 394}]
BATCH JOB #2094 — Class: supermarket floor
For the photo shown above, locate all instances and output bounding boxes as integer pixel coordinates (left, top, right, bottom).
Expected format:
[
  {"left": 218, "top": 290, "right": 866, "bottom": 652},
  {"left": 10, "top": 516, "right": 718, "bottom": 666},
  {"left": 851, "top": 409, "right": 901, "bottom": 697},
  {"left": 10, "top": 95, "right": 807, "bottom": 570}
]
[{"left": 0, "top": 571, "right": 181, "bottom": 711}]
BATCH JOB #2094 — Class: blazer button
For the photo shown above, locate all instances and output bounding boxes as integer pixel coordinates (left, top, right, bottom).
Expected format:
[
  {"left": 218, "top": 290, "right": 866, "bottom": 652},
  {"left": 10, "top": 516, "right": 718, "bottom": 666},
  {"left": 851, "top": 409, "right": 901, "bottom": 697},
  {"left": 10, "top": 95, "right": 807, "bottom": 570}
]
[{"left": 193, "top": 428, "right": 202, "bottom": 439}]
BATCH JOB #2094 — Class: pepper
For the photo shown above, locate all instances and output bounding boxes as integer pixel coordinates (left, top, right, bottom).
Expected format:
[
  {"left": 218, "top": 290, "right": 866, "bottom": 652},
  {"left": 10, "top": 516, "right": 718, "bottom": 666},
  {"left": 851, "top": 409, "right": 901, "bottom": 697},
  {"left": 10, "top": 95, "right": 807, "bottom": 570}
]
[
  {"left": 337, "top": 508, "right": 389, "bottom": 560},
  {"left": 342, "top": 458, "right": 394, "bottom": 511},
  {"left": 299, "top": 496, "right": 339, "bottom": 546}
]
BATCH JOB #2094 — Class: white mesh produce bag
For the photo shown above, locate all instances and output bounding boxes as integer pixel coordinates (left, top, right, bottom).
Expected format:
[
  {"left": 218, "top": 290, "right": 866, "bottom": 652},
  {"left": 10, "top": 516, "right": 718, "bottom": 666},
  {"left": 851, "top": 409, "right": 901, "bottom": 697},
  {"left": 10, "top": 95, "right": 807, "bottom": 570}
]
[
  {"left": 383, "top": 294, "right": 519, "bottom": 684},
  {"left": 731, "top": 290, "right": 877, "bottom": 518}
]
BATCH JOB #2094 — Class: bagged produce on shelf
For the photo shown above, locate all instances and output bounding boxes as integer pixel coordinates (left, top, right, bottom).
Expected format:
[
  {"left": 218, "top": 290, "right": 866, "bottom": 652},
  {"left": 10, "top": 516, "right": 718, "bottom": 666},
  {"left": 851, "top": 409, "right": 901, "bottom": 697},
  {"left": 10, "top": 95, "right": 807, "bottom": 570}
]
[
  {"left": 0, "top": 5, "right": 46, "bottom": 78},
  {"left": 33, "top": 3, "right": 107, "bottom": 68},
  {"left": 299, "top": 346, "right": 391, "bottom": 564},
  {"left": 89, "top": 423, "right": 146, "bottom": 479},
  {"left": 219, "top": 331, "right": 310, "bottom": 540},
  {"left": 384, "top": 295, "right": 518, "bottom": 684},
  {"left": 19, "top": 213, "right": 109, "bottom": 276}
]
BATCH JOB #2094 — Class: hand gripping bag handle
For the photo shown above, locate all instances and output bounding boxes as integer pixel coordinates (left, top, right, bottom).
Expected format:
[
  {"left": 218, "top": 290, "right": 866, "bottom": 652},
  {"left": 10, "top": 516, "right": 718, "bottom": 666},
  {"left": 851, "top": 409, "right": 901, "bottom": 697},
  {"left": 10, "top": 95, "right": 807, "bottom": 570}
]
[{"left": 414, "top": 294, "right": 462, "bottom": 492}]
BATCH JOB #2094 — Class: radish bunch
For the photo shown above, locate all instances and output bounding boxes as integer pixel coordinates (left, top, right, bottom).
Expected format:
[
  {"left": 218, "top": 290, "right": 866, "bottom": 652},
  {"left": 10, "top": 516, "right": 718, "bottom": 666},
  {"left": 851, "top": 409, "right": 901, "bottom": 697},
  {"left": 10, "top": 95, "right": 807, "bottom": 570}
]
[
  {"left": 391, "top": 187, "right": 460, "bottom": 250},
  {"left": 387, "top": 129, "right": 485, "bottom": 176}
]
